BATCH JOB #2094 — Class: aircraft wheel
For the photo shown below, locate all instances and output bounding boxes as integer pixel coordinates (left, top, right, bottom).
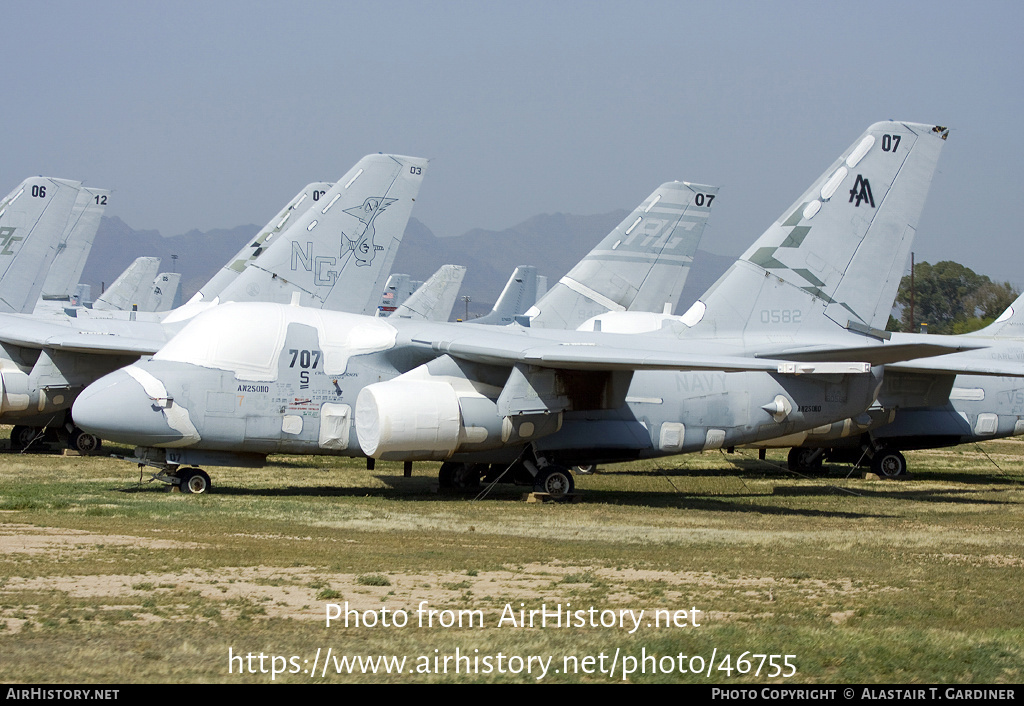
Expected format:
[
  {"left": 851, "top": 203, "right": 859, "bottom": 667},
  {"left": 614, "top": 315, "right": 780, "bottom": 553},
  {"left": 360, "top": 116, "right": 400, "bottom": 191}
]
[
  {"left": 787, "top": 447, "right": 824, "bottom": 474},
  {"left": 178, "top": 468, "right": 212, "bottom": 494},
  {"left": 574, "top": 464, "right": 597, "bottom": 475},
  {"left": 69, "top": 430, "right": 102, "bottom": 454},
  {"left": 438, "top": 462, "right": 457, "bottom": 488},
  {"left": 534, "top": 466, "right": 575, "bottom": 499},
  {"left": 871, "top": 449, "right": 907, "bottom": 478},
  {"left": 451, "top": 463, "right": 482, "bottom": 490},
  {"left": 10, "top": 425, "right": 40, "bottom": 451}
]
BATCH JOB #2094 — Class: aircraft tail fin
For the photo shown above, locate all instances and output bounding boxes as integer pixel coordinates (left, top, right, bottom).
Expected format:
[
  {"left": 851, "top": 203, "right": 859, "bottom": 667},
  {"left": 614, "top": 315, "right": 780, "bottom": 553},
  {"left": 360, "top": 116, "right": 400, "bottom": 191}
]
[
  {"left": 0, "top": 177, "right": 82, "bottom": 314},
  {"left": 473, "top": 265, "right": 540, "bottom": 325},
  {"left": 391, "top": 264, "right": 466, "bottom": 320},
  {"left": 685, "top": 122, "right": 948, "bottom": 340},
  {"left": 93, "top": 257, "right": 162, "bottom": 311},
  {"left": 528, "top": 181, "right": 716, "bottom": 329},
  {"left": 968, "top": 290, "right": 1024, "bottom": 339},
  {"left": 194, "top": 182, "right": 333, "bottom": 303},
  {"left": 218, "top": 154, "right": 427, "bottom": 315},
  {"left": 39, "top": 187, "right": 109, "bottom": 303},
  {"left": 376, "top": 273, "right": 417, "bottom": 316},
  {"left": 146, "top": 272, "right": 182, "bottom": 312}
]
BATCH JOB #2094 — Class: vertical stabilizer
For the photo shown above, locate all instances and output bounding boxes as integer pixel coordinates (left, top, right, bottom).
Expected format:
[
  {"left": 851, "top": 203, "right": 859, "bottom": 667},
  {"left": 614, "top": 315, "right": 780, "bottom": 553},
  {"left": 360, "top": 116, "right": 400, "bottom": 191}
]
[
  {"left": 528, "top": 181, "right": 717, "bottom": 329},
  {"left": 218, "top": 154, "right": 427, "bottom": 315},
  {"left": 378, "top": 273, "right": 417, "bottom": 315},
  {"left": 686, "top": 122, "right": 947, "bottom": 340},
  {"left": 39, "top": 186, "right": 109, "bottom": 303},
  {"left": 391, "top": 264, "right": 466, "bottom": 321},
  {"left": 969, "top": 290, "right": 1024, "bottom": 339},
  {"left": 195, "top": 182, "right": 333, "bottom": 303},
  {"left": 0, "top": 177, "right": 82, "bottom": 314},
  {"left": 146, "top": 272, "right": 182, "bottom": 312},
  {"left": 472, "top": 265, "right": 539, "bottom": 325},
  {"left": 93, "top": 257, "right": 162, "bottom": 311}
]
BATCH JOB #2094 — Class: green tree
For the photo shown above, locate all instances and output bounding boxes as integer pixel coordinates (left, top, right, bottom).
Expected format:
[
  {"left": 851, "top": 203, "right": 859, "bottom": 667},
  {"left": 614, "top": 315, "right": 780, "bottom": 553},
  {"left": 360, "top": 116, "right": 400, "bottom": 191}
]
[{"left": 892, "top": 260, "right": 1018, "bottom": 334}]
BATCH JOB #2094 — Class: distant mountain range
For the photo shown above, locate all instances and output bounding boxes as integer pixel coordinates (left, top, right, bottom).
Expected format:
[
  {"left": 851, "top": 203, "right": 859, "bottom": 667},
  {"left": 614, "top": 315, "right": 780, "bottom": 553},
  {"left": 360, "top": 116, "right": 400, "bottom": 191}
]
[{"left": 82, "top": 213, "right": 736, "bottom": 319}]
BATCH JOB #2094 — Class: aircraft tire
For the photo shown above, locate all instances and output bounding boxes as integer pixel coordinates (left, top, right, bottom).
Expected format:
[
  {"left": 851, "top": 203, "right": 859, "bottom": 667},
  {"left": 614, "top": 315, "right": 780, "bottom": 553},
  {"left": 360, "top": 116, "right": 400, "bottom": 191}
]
[
  {"left": 574, "top": 464, "right": 597, "bottom": 475},
  {"left": 10, "top": 425, "right": 39, "bottom": 451},
  {"left": 452, "top": 463, "right": 482, "bottom": 490},
  {"left": 438, "top": 462, "right": 457, "bottom": 489},
  {"left": 787, "top": 447, "right": 824, "bottom": 474},
  {"left": 178, "top": 468, "right": 212, "bottom": 495},
  {"left": 69, "top": 430, "right": 102, "bottom": 455},
  {"left": 871, "top": 449, "right": 907, "bottom": 478},
  {"left": 534, "top": 466, "right": 575, "bottom": 499}
]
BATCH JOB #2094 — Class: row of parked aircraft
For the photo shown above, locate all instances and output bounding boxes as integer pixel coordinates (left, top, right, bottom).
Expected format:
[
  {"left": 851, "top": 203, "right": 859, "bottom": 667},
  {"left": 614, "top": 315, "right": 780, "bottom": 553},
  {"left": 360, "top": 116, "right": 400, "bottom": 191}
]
[{"left": 5, "top": 121, "right": 1024, "bottom": 497}]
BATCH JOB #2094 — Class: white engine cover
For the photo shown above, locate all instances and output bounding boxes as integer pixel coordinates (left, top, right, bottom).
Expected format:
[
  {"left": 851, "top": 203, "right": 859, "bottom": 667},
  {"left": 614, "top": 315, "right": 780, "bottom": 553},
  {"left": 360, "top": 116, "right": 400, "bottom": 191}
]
[{"left": 356, "top": 380, "right": 462, "bottom": 460}]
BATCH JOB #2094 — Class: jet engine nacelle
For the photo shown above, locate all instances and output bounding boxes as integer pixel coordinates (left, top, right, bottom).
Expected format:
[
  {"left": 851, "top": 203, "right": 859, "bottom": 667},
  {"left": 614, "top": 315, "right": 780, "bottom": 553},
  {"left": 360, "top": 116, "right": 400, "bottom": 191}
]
[
  {"left": 0, "top": 366, "right": 32, "bottom": 414},
  {"left": 355, "top": 379, "right": 561, "bottom": 461}
]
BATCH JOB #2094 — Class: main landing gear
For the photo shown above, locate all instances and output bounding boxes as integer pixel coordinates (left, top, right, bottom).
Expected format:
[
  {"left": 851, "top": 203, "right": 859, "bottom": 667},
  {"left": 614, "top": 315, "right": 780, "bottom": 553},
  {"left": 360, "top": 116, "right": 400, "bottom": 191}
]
[
  {"left": 787, "top": 447, "right": 825, "bottom": 475},
  {"left": 437, "top": 449, "right": 577, "bottom": 499},
  {"left": 785, "top": 441, "right": 909, "bottom": 478},
  {"left": 869, "top": 448, "right": 907, "bottom": 478},
  {"left": 10, "top": 422, "right": 102, "bottom": 454}
]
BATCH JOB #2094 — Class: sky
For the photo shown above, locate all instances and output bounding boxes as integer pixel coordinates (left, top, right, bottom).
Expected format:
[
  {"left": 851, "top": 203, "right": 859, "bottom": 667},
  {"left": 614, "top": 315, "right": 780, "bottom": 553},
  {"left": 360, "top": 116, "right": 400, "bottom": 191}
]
[{"left": 6, "top": 0, "right": 1024, "bottom": 285}]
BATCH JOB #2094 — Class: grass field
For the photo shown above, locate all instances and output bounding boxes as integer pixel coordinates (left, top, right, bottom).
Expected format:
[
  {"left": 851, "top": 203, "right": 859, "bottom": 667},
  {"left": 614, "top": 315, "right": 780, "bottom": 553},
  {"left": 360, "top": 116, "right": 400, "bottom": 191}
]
[{"left": 1, "top": 434, "right": 1022, "bottom": 683}]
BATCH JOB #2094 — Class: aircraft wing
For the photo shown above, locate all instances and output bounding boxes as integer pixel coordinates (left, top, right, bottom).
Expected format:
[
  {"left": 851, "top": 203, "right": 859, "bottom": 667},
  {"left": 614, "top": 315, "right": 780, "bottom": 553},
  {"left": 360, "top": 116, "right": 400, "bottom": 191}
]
[
  {"left": 0, "top": 314, "right": 166, "bottom": 356},
  {"left": 753, "top": 340, "right": 988, "bottom": 366},
  {"left": 884, "top": 357, "right": 1024, "bottom": 378},
  {"left": 409, "top": 327, "right": 868, "bottom": 374}
]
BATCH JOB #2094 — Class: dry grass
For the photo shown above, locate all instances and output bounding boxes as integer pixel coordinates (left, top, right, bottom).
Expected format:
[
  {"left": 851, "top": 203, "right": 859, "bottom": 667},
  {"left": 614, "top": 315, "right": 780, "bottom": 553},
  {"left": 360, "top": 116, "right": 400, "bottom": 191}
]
[{"left": 1, "top": 434, "right": 1022, "bottom": 682}]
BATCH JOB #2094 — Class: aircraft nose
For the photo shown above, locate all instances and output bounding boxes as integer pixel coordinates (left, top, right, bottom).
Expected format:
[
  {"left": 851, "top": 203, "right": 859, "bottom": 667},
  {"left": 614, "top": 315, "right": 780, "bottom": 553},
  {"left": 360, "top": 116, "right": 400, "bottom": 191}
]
[{"left": 73, "top": 368, "right": 189, "bottom": 446}]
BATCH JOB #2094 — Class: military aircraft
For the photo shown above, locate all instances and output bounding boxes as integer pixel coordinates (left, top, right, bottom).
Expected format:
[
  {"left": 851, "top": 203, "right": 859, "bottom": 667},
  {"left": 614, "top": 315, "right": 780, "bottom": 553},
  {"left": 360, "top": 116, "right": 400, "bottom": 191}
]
[
  {"left": 92, "top": 257, "right": 162, "bottom": 311},
  {"left": 775, "top": 292, "right": 1024, "bottom": 476},
  {"left": 0, "top": 177, "right": 85, "bottom": 315},
  {"left": 0, "top": 154, "right": 427, "bottom": 452},
  {"left": 388, "top": 265, "right": 466, "bottom": 321},
  {"left": 34, "top": 186, "right": 110, "bottom": 312},
  {"left": 73, "top": 121, "right": 971, "bottom": 496},
  {"left": 146, "top": 272, "right": 182, "bottom": 313},
  {"left": 89, "top": 259, "right": 182, "bottom": 313},
  {"left": 377, "top": 273, "right": 422, "bottom": 315},
  {"left": 525, "top": 181, "right": 718, "bottom": 329},
  {"left": 468, "top": 177, "right": 716, "bottom": 331},
  {"left": 471, "top": 266, "right": 543, "bottom": 325}
]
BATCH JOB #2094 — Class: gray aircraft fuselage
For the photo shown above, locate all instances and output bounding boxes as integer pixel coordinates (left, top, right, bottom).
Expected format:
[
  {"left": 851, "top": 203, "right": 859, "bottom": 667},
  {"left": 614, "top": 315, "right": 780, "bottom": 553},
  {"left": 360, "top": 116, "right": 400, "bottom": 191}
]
[{"left": 73, "top": 305, "right": 884, "bottom": 470}]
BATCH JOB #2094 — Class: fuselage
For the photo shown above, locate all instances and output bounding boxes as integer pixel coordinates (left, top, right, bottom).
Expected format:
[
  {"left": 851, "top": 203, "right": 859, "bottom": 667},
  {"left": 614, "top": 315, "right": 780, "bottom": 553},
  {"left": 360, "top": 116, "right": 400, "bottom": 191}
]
[{"left": 74, "top": 303, "right": 887, "bottom": 467}]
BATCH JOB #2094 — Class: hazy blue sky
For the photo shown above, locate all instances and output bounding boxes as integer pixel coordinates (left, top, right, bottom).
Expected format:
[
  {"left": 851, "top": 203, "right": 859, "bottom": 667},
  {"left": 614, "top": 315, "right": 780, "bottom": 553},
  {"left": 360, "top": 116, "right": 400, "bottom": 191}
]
[{"left": 6, "top": 1, "right": 1024, "bottom": 284}]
